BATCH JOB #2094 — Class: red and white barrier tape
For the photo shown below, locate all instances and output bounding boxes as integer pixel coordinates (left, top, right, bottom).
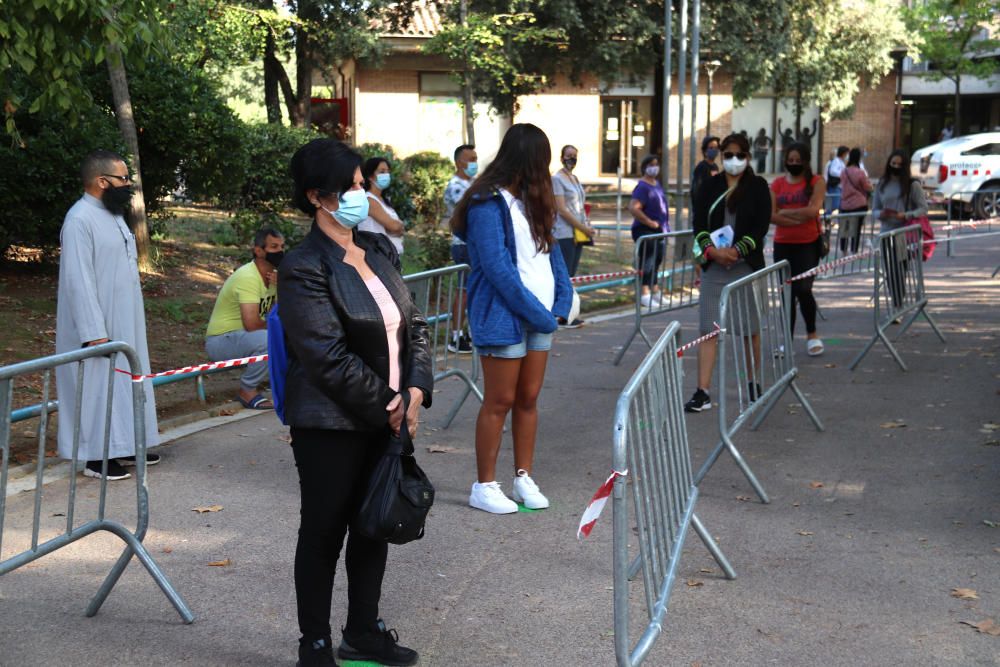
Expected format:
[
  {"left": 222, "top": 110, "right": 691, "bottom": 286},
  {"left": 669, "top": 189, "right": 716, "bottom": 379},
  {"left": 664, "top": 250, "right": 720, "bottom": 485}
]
[
  {"left": 939, "top": 217, "right": 1000, "bottom": 231},
  {"left": 676, "top": 323, "right": 724, "bottom": 357},
  {"left": 786, "top": 251, "right": 873, "bottom": 283},
  {"left": 116, "top": 353, "right": 269, "bottom": 382},
  {"left": 570, "top": 269, "right": 638, "bottom": 285},
  {"left": 578, "top": 469, "right": 628, "bottom": 539}
]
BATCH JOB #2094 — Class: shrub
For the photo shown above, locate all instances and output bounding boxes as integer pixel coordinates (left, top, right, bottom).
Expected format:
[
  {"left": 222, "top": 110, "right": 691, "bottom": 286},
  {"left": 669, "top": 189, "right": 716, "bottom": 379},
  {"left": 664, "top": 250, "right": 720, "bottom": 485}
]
[
  {"left": 401, "top": 151, "right": 453, "bottom": 224},
  {"left": 0, "top": 101, "right": 124, "bottom": 257},
  {"left": 219, "top": 122, "right": 321, "bottom": 244}
]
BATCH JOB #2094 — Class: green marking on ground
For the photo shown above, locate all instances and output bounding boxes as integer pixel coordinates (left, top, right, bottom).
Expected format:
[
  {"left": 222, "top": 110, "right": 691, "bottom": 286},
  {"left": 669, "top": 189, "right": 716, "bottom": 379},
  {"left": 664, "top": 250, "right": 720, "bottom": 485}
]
[
  {"left": 824, "top": 338, "right": 844, "bottom": 345},
  {"left": 339, "top": 660, "right": 383, "bottom": 667},
  {"left": 516, "top": 503, "right": 540, "bottom": 513}
]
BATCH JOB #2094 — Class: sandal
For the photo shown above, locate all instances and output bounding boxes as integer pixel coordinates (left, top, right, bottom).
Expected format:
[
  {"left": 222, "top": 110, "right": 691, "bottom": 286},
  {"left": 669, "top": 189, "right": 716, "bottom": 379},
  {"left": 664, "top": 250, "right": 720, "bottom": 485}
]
[
  {"left": 238, "top": 393, "right": 273, "bottom": 410},
  {"left": 806, "top": 338, "right": 824, "bottom": 357}
]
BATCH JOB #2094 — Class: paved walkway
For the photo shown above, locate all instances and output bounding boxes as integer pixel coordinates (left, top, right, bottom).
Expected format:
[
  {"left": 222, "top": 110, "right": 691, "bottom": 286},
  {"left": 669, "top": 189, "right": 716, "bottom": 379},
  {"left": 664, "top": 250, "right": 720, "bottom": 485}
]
[{"left": 1, "top": 238, "right": 998, "bottom": 666}]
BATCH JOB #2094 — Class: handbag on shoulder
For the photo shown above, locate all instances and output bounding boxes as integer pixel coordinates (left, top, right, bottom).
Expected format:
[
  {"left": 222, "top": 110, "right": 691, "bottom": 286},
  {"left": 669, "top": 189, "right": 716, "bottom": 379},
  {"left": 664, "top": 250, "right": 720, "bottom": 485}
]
[{"left": 354, "top": 392, "right": 435, "bottom": 545}]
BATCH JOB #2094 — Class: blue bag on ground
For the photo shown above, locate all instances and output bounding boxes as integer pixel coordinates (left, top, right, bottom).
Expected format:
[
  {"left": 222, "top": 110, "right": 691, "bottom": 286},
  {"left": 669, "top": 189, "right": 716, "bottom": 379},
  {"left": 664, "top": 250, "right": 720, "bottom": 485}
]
[{"left": 266, "top": 304, "right": 289, "bottom": 424}]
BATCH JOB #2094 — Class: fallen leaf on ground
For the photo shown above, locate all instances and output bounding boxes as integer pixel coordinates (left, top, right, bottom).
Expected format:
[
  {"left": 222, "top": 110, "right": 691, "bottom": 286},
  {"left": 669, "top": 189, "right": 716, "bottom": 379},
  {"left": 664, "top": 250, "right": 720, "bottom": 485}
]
[
  {"left": 880, "top": 421, "right": 906, "bottom": 429},
  {"left": 192, "top": 505, "right": 223, "bottom": 513},
  {"left": 952, "top": 588, "right": 979, "bottom": 600},
  {"left": 984, "top": 440, "right": 1000, "bottom": 447},
  {"left": 207, "top": 558, "right": 231, "bottom": 567},
  {"left": 809, "top": 481, "right": 824, "bottom": 489},
  {"left": 685, "top": 579, "right": 704, "bottom": 587},
  {"left": 735, "top": 495, "right": 752, "bottom": 502},
  {"left": 162, "top": 547, "right": 173, "bottom": 554},
  {"left": 797, "top": 530, "right": 814, "bottom": 536},
  {"left": 983, "top": 520, "right": 999, "bottom": 528},
  {"left": 960, "top": 619, "right": 1000, "bottom": 636},
  {"left": 983, "top": 423, "right": 1000, "bottom": 431},
  {"left": 427, "top": 445, "right": 458, "bottom": 454},
  {"left": 824, "top": 363, "right": 836, "bottom": 368},
  {"left": 217, "top": 408, "right": 236, "bottom": 417},
  {"left": 277, "top": 434, "right": 292, "bottom": 443},
  {"left": 699, "top": 568, "right": 715, "bottom": 574},
  {"left": 926, "top": 426, "right": 944, "bottom": 431}
]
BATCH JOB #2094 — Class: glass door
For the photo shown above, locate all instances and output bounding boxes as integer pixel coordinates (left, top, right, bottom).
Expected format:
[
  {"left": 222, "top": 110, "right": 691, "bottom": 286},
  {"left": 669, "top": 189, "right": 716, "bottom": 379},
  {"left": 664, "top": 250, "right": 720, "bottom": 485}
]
[{"left": 601, "top": 98, "right": 653, "bottom": 176}]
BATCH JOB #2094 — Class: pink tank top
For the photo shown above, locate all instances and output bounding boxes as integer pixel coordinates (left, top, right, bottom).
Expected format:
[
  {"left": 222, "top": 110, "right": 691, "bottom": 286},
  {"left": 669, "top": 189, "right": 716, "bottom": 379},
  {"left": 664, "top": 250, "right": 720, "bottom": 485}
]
[{"left": 363, "top": 276, "right": 403, "bottom": 391}]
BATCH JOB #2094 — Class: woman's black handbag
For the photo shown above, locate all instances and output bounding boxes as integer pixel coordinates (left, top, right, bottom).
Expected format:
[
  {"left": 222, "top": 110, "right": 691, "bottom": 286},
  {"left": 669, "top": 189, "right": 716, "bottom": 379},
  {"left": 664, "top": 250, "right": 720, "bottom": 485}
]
[{"left": 354, "top": 392, "right": 434, "bottom": 545}]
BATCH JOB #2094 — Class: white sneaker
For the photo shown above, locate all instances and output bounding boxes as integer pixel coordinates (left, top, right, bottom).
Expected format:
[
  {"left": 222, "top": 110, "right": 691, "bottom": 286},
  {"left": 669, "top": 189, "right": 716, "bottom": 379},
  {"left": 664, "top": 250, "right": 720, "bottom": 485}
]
[
  {"left": 469, "top": 481, "right": 518, "bottom": 514},
  {"left": 640, "top": 293, "right": 654, "bottom": 308},
  {"left": 511, "top": 469, "right": 549, "bottom": 509},
  {"left": 653, "top": 291, "right": 667, "bottom": 306}
]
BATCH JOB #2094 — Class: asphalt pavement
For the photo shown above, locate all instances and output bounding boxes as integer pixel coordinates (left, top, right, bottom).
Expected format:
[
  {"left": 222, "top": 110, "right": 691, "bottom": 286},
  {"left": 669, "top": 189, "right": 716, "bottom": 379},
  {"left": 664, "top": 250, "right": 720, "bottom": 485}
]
[{"left": 0, "top": 236, "right": 998, "bottom": 666}]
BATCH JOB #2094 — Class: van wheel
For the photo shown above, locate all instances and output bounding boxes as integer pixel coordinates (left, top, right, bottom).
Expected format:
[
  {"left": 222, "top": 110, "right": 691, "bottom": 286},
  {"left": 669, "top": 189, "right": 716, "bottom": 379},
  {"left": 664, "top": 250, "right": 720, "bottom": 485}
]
[{"left": 973, "top": 182, "right": 1000, "bottom": 220}]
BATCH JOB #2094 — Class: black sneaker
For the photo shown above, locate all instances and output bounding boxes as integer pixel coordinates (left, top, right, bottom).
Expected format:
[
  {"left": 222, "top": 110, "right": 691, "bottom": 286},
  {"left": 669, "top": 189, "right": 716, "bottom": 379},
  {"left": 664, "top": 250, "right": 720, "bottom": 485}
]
[
  {"left": 447, "top": 332, "right": 474, "bottom": 354},
  {"left": 117, "top": 453, "right": 161, "bottom": 467},
  {"left": 83, "top": 459, "right": 131, "bottom": 481},
  {"left": 748, "top": 382, "right": 763, "bottom": 402},
  {"left": 558, "top": 317, "right": 585, "bottom": 329},
  {"left": 338, "top": 620, "right": 418, "bottom": 667},
  {"left": 684, "top": 389, "right": 712, "bottom": 413},
  {"left": 297, "top": 636, "right": 336, "bottom": 667}
]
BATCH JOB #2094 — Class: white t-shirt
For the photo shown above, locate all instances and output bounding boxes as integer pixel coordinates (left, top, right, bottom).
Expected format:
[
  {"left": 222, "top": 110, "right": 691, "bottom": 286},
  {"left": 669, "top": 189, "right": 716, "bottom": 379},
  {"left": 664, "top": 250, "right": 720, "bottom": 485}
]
[
  {"left": 500, "top": 188, "right": 554, "bottom": 311},
  {"left": 360, "top": 192, "right": 404, "bottom": 255},
  {"left": 444, "top": 174, "right": 472, "bottom": 246},
  {"left": 552, "top": 170, "right": 586, "bottom": 240}
]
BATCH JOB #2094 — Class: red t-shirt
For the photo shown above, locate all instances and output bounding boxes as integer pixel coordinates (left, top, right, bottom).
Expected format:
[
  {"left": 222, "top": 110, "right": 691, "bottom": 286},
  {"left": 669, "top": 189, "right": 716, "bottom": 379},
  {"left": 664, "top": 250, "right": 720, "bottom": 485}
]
[{"left": 771, "top": 175, "right": 821, "bottom": 244}]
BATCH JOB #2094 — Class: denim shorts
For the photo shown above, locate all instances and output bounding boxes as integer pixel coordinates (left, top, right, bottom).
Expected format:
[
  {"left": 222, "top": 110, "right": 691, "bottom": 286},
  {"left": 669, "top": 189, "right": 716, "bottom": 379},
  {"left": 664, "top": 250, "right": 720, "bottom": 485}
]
[{"left": 476, "top": 330, "right": 553, "bottom": 359}]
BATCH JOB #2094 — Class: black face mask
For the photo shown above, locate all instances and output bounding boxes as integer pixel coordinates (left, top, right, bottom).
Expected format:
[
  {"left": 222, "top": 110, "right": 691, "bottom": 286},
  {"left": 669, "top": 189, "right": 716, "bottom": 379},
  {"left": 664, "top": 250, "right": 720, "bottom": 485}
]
[
  {"left": 264, "top": 251, "right": 285, "bottom": 268},
  {"left": 785, "top": 163, "right": 805, "bottom": 176},
  {"left": 887, "top": 166, "right": 902, "bottom": 177},
  {"left": 102, "top": 185, "right": 133, "bottom": 215},
  {"left": 562, "top": 158, "right": 577, "bottom": 168}
]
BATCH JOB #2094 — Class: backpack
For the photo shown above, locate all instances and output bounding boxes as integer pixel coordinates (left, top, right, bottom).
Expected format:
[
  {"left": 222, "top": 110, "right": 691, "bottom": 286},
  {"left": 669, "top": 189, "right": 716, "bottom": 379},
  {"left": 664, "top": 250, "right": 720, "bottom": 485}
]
[{"left": 266, "top": 304, "right": 289, "bottom": 424}]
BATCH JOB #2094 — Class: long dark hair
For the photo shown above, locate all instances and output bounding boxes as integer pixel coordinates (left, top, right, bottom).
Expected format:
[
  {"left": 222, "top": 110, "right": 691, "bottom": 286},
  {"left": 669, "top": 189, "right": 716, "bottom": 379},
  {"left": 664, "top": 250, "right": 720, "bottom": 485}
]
[
  {"left": 847, "top": 147, "right": 862, "bottom": 167},
  {"left": 719, "top": 133, "right": 755, "bottom": 212},
  {"left": 785, "top": 141, "right": 814, "bottom": 198},
  {"left": 450, "top": 123, "right": 556, "bottom": 253},
  {"left": 879, "top": 149, "right": 913, "bottom": 194}
]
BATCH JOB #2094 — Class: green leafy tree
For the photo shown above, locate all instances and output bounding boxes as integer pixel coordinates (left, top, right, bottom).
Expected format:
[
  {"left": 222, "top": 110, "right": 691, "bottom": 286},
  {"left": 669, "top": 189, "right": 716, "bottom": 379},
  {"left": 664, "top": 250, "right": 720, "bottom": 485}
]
[
  {"left": 424, "top": 9, "right": 567, "bottom": 116},
  {"left": 766, "top": 0, "right": 916, "bottom": 132},
  {"left": 906, "top": 0, "right": 1000, "bottom": 135}
]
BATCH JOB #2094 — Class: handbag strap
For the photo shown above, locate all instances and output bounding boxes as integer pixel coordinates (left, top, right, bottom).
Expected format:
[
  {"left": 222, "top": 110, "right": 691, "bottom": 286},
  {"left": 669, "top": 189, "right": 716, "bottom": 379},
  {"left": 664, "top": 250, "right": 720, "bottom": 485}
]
[
  {"left": 708, "top": 184, "right": 736, "bottom": 219},
  {"left": 394, "top": 390, "right": 415, "bottom": 456}
]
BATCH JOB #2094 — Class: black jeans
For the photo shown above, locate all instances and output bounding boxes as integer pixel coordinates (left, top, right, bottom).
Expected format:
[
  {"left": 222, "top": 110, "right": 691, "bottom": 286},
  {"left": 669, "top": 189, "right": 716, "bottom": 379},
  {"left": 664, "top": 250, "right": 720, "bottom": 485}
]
[
  {"left": 291, "top": 427, "right": 389, "bottom": 642},
  {"left": 635, "top": 234, "right": 666, "bottom": 289},
  {"left": 838, "top": 206, "right": 868, "bottom": 253},
  {"left": 773, "top": 241, "right": 820, "bottom": 335},
  {"left": 557, "top": 237, "right": 583, "bottom": 277}
]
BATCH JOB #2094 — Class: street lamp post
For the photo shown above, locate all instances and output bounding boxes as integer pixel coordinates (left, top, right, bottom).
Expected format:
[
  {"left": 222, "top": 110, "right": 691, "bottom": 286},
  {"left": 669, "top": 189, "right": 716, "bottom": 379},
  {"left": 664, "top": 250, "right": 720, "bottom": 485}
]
[{"left": 704, "top": 59, "right": 721, "bottom": 137}]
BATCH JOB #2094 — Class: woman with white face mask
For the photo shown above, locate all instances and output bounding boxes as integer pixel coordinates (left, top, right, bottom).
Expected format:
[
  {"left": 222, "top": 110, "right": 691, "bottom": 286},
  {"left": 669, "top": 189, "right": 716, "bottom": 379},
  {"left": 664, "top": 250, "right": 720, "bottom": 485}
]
[
  {"left": 360, "top": 156, "right": 405, "bottom": 257},
  {"left": 686, "top": 134, "right": 772, "bottom": 413},
  {"left": 629, "top": 154, "right": 670, "bottom": 307}
]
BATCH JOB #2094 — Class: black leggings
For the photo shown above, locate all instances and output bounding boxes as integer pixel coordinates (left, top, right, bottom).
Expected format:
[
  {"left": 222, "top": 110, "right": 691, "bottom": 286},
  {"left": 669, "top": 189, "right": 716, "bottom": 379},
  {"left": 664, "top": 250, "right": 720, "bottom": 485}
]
[
  {"left": 291, "top": 427, "right": 389, "bottom": 642},
  {"left": 773, "top": 241, "right": 820, "bottom": 335},
  {"left": 636, "top": 235, "right": 666, "bottom": 289}
]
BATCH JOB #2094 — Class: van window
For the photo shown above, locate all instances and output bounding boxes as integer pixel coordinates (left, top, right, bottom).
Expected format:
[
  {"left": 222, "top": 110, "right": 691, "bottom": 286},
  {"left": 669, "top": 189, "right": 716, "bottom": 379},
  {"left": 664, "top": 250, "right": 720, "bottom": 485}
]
[{"left": 961, "top": 143, "right": 1000, "bottom": 156}]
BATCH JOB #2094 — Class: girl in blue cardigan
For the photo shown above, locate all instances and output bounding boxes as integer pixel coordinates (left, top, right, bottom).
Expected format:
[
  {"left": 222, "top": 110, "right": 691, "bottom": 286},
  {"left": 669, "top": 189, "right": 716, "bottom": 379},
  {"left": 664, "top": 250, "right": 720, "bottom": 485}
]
[{"left": 451, "top": 123, "right": 573, "bottom": 515}]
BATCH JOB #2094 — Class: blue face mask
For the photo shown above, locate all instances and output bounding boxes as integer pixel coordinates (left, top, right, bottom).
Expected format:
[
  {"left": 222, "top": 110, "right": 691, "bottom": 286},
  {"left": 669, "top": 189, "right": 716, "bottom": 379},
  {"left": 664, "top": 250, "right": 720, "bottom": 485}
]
[
  {"left": 375, "top": 173, "right": 391, "bottom": 190},
  {"left": 706, "top": 147, "right": 719, "bottom": 160},
  {"left": 324, "top": 189, "right": 369, "bottom": 229},
  {"left": 465, "top": 162, "right": 478, "bottom": 178}
]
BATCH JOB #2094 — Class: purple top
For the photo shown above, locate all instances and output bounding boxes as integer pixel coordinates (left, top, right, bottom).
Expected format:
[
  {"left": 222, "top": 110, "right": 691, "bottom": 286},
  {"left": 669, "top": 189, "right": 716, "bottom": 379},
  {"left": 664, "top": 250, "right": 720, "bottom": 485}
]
[{"left": 630, "top": 180, "right": 670, "bottom": 240}]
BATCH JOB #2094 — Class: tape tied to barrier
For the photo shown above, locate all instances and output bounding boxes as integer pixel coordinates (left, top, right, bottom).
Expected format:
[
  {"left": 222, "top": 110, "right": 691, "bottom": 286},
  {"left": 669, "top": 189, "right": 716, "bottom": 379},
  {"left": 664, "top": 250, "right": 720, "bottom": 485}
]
[
  {"left": 116, "top": 353, "right": 269, "bottom": 382},
  {"left": 570, "top": 269, "right": 638, "bottom": 285},
  {"left": 577, "top": 468, "right": 628, "bottom": 539},
  {"left": 676, "top": 323, "right": 724, "bottom": 358}
]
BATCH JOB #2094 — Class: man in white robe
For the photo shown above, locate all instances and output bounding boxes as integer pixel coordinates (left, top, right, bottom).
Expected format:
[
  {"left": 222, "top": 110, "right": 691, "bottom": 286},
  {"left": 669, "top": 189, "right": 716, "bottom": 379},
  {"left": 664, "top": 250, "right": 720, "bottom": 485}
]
[{"left": 55, "top": 150, "right": 160, "bottom": 480}]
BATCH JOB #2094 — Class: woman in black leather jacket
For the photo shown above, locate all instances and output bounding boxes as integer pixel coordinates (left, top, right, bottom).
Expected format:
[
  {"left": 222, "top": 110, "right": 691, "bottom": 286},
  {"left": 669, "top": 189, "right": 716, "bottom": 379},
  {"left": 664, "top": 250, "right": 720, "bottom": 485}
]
[{"left": 277, "top": 138, "right": 433, "bottom": 667}]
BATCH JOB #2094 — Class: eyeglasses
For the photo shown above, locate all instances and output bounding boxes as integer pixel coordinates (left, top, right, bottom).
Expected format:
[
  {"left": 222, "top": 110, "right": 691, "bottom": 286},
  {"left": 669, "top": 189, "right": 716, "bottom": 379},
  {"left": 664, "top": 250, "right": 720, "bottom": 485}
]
[
  {"left": 722, "top": 151, "right": 748, "bottom": 160},
  {"left": 102, "top": 173, "right": 132, "bottom": 184}
]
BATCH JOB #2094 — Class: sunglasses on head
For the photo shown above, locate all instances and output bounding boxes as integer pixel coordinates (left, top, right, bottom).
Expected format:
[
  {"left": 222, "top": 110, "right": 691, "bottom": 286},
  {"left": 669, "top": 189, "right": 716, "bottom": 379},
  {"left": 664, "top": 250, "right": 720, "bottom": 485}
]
[{"left": 722, "top": 151, "right": 748, "bottom": 160}]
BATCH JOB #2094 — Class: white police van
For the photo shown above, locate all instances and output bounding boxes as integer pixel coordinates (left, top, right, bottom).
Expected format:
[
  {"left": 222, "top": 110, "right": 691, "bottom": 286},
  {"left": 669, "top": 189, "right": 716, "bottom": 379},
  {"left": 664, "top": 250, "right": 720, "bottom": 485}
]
[{"left": 911, "top": 131, "right": 1000, "bottom": 219}]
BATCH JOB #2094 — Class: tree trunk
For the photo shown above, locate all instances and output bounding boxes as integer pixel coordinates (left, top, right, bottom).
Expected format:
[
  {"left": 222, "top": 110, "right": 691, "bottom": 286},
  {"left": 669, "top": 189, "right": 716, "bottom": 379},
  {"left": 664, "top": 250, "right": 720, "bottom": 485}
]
[
  {"left": 460, "top": 0, "right": 475, "bottom": 143},
  {"left": 264, "top": 31, "right": 282, "bottom": 124},
  {"left": 106, "top": 42, "right": 151, "bottom": 272},
  {"left": 953, "top": 76, "right": 961, "bottom": 137},
  {"left": 292, "top": 27, "right": 313, "bottom": 128},
  {"left": 794, "top": 79, "right": 803, "bottom": 140}
]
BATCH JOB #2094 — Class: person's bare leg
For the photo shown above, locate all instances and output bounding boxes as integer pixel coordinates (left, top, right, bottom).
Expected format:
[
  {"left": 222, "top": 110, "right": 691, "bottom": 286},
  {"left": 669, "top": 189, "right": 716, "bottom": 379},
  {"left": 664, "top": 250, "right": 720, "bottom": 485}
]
[
  {"left": 697, "top": 338, "right": 718, "bottom": 391},
  {"left": 511, "top": 350, "right": 549, "bottom": 474},
  {"left": 475, "top": 356, "right": 521, "bottom": 482}
]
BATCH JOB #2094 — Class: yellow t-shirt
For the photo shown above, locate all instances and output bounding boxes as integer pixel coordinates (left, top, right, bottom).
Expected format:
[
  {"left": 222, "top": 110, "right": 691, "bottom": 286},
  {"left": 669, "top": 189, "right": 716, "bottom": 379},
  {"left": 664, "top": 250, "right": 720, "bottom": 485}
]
[{"left": 205, "top": 262, "right": 277, "bottom": 336}]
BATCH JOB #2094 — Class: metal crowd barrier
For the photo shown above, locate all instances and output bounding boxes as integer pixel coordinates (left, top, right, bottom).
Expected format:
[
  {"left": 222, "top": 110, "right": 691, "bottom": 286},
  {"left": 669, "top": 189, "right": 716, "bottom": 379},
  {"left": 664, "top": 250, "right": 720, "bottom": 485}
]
[
  {"left": 613, "top": 231, "right": 699, "bottom": 366},
  {"left": 692, "top": 261, "right": 824, "bottom": 503},
  {"left": 939, "top": 188, "right": 999, "bottom": 256},
  {"left": 0, "top": 341, "right": 194, "bottom": 623},
  {"left": 612, "top": 321, "right": 735, "bottom": 667},
  {"left": 817, "top": 211, "right": 879, "bottom": 279},
  {"left": 849, "top": 225, "right": 946, "bottom": 372},
  {"left": 404, "top": 264, "right": 482, "bottom": 427}
]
